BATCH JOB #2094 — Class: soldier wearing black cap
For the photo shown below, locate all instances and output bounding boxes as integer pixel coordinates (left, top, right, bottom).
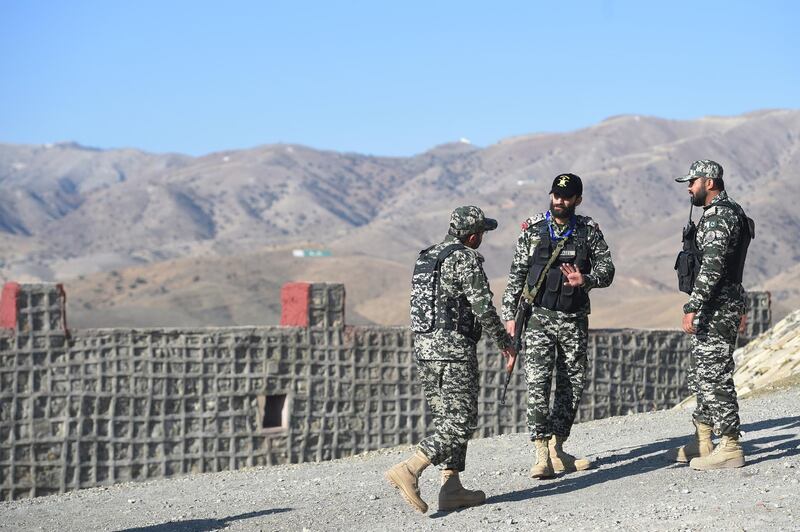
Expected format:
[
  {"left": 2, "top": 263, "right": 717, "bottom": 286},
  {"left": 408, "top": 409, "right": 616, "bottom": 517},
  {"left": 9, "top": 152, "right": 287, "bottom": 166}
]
[
  {"left": 501, "top": 173, "right": 615, "bottom": 479},
  {"left": 387, "top": 206, "right": 515, "bottom": 513}
]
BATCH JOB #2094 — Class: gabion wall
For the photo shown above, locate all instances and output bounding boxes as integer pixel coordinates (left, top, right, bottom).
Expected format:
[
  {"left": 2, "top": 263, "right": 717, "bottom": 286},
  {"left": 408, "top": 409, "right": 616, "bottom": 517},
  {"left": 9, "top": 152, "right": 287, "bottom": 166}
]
[
  {"left": 0, "top": 284, "right": 771, "bottom": 500},
  {"left": 741, "top": 291, "right": 771, "bottom": 343}
]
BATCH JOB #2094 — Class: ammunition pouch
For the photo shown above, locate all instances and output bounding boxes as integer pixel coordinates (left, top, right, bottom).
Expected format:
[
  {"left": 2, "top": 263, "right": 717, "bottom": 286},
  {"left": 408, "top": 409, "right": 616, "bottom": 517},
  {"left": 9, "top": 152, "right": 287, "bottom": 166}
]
[
  {"left": 674, "top": 200, "right": 754, "bottom": 294},
  {"left": 675, "top": 220, "right": 700, "bottom": 295},
  {"left": 525, "top": 223, "right": 590, "bottom": 313}
]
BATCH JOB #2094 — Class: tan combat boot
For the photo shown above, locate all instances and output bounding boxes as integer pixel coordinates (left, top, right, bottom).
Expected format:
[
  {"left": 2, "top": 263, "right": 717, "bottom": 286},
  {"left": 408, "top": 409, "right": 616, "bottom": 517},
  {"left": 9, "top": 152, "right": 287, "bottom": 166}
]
[
  {"left": 690, "top": 435, "right": 745, "bottom": 470},
  {"left": 385, "top": 450, "right": 432, "bottom": 513},
  {"left": 530, "top": 438, "right": 555, "bottom": 479},
  {"left": 438, "top": 469, "right": 486, "bottom": 511},
  {"left": 670, "top": 420, "right": 714, "bottom": 463},
  {"left": 549, "top": 435, "right": 592, "bottom": 472}
]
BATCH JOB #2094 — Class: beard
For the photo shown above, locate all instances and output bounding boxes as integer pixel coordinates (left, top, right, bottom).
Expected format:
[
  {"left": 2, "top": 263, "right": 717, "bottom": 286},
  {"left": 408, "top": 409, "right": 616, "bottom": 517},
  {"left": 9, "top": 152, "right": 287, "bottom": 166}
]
[
  {"left": 549, "top": 200, "right": 576, "bottom": 219},
  {"left": 691, "top": 188, "right": 707, "bottom": 207}
]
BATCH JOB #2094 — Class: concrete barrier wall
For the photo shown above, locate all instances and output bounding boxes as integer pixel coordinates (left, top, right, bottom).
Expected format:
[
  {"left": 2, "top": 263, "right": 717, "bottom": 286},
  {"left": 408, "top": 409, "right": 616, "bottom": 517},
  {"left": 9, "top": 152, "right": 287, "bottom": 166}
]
[{"left": 0, "top": 283, "right": 771, "bottom": 500}]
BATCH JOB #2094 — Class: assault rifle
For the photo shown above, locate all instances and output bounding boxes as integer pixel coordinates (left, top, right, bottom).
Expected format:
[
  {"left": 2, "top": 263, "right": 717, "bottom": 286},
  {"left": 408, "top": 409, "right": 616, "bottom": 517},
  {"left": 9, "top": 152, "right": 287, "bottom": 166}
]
[
  {"left": 675, "top": 199, "right": 699, "bottom": 294},
  {"left": 500, "top": 298, "right": 531, "bottom": 405},
  {"left": 499, "top": 237, "right": 568, "bottom": 406}
]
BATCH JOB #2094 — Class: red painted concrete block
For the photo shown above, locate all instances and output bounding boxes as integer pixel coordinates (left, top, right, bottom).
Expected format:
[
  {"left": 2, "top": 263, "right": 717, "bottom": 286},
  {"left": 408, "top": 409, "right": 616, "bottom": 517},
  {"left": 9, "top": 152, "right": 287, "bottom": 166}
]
[
  {"left": 280, "top": 282, "right": 311, "bottom": 327},
  {"left": 0, "top": 282, "right": 21, "bottom": 329}
]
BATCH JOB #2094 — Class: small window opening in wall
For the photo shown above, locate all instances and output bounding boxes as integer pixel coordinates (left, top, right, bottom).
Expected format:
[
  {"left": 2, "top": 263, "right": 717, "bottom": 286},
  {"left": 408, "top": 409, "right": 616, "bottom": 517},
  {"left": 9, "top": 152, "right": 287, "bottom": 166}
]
[{"left": 258, "top": 394, "right": 288, "bottom": 430}]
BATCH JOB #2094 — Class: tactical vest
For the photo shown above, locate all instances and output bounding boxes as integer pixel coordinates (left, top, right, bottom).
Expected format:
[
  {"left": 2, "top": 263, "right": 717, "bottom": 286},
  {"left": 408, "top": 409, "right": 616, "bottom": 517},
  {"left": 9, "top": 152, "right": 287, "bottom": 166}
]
[
  {"left": 525, "top": 221, "right": 591, "bottom": 313},
  {"left": 410, "top": 243, "right": 481, "bottom": 342},
  {"left": 674, "top": 199, "right": 755, "bottom": 294}
]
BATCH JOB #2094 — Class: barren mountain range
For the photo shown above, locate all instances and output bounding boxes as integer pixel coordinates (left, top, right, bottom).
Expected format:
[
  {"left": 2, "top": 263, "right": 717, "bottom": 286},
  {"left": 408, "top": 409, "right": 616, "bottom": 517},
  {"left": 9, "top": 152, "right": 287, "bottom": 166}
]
[{"left": 1, "top": 109, "right": 798, "bottom": 329}]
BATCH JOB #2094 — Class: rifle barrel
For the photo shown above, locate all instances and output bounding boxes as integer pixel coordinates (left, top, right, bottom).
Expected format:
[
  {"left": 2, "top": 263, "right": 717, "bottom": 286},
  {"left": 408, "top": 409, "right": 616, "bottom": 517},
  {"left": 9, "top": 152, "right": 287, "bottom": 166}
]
[{"left": 500, "top": 371, "right": 512, "bottom": 405}]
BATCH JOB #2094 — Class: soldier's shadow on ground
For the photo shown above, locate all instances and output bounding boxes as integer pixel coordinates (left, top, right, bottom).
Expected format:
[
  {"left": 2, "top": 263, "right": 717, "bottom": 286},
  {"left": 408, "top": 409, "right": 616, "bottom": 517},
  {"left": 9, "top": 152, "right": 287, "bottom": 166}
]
[
  {"left": 115, "top": 508, "right": 291, "bottom": 532},
  {"left": 482, "top": 414, "right": 800, "bottom": 506},
  {"left": 741, "top": 415, "right": 800, "bottom": 466}
]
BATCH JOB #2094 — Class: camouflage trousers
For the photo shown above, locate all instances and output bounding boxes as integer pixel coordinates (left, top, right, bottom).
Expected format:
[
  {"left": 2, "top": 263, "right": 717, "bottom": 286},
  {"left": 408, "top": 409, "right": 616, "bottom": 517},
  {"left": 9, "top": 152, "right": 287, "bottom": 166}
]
[
  {"left": 523, "top": 308, "right": 589, "bottom": 440},
  {"left": 689, "top": 305, "right": 741, "bottom": 437},
  {"left": 416, "top": 356, "right": 479, "bottom": 471}
]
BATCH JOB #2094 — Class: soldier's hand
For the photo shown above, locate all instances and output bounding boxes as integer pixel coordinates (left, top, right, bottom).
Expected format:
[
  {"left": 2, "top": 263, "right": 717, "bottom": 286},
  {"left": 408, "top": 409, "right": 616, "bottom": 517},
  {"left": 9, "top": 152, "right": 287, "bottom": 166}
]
[
  {"left": 560, "top": 263, "right": 585, "bottom": 287},
  {"left": 738, "top": 314, "right": 747, "bottom": 334},
  {"left": 505, "top": 320, "right": 516, "bottom": 336},
  {"left": 501, "top": 346, "right": 516, "bottom": 373},
  {"left": 682, "top": 312, "right": 697, "bottom": 334}
]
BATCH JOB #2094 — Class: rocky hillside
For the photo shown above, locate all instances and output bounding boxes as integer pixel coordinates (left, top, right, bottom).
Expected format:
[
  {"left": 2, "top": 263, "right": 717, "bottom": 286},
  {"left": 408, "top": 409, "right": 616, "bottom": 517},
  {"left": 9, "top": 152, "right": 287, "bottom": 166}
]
[
  {"left": 1, "top": 109, "right": 798, "bottom": 328},
  {"left": 734, "top": 309, "right": 800, "bottom": 398}
]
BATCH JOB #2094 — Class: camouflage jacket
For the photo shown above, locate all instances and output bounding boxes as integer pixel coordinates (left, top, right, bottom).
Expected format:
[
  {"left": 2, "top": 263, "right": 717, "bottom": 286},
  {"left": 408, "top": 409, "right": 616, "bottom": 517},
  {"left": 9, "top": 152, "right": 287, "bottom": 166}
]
[
  {"left": 501, "top": 213, "right": 615, "bottom": 320},
  {"left": 415, "top": 235, "right": 511, "bottom": 361},
  {"left": 683, "top": 191, "right": 747, "bottom": 315}
]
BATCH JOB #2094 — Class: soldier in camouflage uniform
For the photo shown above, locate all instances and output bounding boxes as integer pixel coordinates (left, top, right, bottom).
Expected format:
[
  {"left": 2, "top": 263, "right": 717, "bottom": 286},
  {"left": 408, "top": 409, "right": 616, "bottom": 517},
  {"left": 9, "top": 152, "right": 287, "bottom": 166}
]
[
  {"left": 672, "top": 160, "right": 751, "bottom": 470},
  {"left": 386, "top": 206, "right": 515, "bottom": 513},
  {"left": 501, "top": 173, "right": 615, "bottom": 479}
]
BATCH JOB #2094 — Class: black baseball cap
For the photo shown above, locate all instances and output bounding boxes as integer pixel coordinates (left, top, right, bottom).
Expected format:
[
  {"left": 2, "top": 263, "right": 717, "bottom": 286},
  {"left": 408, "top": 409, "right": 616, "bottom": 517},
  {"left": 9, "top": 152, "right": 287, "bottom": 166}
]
[{"left": 550, "top": 173, "right": 583, "bottom": 197}]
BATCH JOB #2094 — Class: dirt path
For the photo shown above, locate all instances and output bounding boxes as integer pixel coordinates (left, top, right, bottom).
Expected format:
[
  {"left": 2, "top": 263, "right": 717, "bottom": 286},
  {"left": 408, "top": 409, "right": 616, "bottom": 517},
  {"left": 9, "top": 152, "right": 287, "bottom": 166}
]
[{"left": 2, "top": 387, "right": 799, "bottom": 531}]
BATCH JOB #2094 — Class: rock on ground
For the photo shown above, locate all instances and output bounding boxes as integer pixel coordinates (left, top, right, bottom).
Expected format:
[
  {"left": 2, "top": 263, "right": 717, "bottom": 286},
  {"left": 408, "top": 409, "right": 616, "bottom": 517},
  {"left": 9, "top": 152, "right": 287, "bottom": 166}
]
[{"left": 2, "top": 386, "right": 799, "bottom": 531}]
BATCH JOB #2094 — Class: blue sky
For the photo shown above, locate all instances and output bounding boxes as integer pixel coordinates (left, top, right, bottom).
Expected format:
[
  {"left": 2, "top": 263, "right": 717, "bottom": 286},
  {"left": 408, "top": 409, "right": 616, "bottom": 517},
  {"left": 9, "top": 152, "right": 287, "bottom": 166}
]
[{"left": 1, "top": 1, "right": 798, "bottom": 156}]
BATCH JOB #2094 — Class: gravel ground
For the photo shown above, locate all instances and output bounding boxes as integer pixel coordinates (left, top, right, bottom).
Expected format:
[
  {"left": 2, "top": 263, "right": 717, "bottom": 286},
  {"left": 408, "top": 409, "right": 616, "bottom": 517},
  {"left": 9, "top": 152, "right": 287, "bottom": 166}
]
[{"left": 2, "top": 386, "right": 799, "bottom": 532}]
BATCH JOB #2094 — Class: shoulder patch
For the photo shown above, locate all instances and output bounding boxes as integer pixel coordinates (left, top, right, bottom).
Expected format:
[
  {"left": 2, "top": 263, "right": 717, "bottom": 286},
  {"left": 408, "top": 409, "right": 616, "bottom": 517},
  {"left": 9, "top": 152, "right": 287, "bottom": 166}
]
[
  {"left": 702, "top": 230, "right": 724, "bottom": 245},
  {"left": 522, "top": 213, "right": 546, "bottom": 230}
]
